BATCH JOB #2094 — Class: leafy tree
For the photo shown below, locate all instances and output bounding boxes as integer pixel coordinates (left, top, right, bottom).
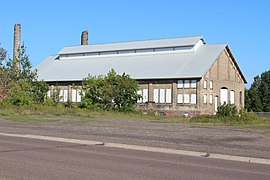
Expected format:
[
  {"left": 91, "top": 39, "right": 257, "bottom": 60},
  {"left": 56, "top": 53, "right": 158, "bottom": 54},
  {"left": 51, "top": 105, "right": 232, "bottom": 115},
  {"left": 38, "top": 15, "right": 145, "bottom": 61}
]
[
  {"left": 81, "top": 69, "right": 140, "bottom": 111},
  {"left": 2, "top": 44, "right": 48, "bottom": 105},
  {"left": 0, "top": 45, "right": 7, "bottom": 99},
  {"left": 245, "top": 70, "right": 270, "bottom": 112}
]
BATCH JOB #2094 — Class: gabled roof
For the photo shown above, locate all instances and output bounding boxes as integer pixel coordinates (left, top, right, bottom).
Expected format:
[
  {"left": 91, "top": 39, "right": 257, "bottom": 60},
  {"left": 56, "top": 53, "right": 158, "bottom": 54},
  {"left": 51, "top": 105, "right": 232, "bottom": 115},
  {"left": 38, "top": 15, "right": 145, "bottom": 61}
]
[
  {"left": 36, "top": 44, "right": 228, "bottom": 82},
  {"left": 58, "top": 36, "right": 204, "bottom": 55}
]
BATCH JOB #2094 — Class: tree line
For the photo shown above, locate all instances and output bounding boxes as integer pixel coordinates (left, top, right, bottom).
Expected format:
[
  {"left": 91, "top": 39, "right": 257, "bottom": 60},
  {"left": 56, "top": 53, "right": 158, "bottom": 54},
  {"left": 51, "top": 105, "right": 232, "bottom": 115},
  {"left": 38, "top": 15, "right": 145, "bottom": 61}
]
[{"left": 245, "top": 70, "right": 270, "bottom": 112}]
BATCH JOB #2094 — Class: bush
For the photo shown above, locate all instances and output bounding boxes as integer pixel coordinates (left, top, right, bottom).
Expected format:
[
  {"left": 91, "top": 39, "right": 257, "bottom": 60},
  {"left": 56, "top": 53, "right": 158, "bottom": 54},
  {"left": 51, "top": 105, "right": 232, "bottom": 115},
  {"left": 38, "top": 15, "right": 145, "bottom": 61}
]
[
  {"left": 81, "top": 69, "right": 141, "bottom": 112},
  {"left": 217, "top": 103, "right": 238, "bottom": 117}
]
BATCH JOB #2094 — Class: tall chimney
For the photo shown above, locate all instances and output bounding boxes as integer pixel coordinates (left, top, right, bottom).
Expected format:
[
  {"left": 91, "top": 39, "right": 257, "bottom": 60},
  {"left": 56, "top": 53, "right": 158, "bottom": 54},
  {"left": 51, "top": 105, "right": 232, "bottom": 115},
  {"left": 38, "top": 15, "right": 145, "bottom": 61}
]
[
  {"left": 13, "top": 24, "right": 21, "bottom": 69},
  {"left": 81, "top": 30, "right": 88, "bottom": 45}
]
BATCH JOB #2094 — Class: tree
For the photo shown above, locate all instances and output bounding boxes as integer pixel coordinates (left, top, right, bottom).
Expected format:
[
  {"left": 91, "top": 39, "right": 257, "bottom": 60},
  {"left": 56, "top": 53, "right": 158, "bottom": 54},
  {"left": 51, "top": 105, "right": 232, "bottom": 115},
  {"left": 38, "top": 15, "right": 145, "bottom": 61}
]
[
  {"left": 0, "top": 45, "right": 8, "bottom": 99},
  {"left": 245, "top": 70, "right": 270, "bottom": 112},
  {"left": 2, "top": 44, "right": 48, "bottom": 105},
  {"left": 81, "top": 69, "right": 141, "bottom": 111}
]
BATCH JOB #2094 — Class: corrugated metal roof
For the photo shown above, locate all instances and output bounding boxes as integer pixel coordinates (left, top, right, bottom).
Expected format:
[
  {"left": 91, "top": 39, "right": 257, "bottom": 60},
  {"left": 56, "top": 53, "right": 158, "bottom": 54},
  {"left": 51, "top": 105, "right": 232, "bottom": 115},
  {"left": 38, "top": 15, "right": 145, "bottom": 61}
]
[
  {"left": 36, "top": 44, "right": 226, "bottom": 82},
  {"left": 58, "top": 36, "right": 204, "bottom": 55}
]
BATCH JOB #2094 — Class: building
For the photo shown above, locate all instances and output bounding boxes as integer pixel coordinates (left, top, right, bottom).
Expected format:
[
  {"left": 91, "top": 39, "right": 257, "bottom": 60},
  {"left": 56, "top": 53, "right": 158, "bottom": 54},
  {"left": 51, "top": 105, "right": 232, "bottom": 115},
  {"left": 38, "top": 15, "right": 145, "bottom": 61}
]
[{"left": 36, "top": 32, "right": 246, "bottom": 116}]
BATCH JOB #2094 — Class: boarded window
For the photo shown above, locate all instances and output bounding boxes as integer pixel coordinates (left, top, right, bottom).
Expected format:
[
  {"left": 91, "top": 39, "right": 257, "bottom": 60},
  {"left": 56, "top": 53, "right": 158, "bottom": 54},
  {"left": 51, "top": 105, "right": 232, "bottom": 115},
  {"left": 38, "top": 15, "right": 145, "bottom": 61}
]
[
  {"left": 184, "top": 94, "right": 190, "bottom": 104},
  {"left": 209, "top": 94, "right": 213, "bottom": 104},
  {"left": 77, "top": 90, "right": 82, "bottom": 103},
  {"left": 59, "top": 90, "right": 64, "bottom": 102},
  {"left": 220, "top": 88, "right": 228, "bottom": 104},
  {"left": 166, "top": 89, "right": 172, "bottom": 103},
  {"left": 240, "top": 91, "right": 242, "bottom": 105},
  {"left": 191, "top": 80, "right": 197, "bottom": 88},
  {"left": 230, "top": 90, "right": 235, "bottom": 104},
  {"left": 210, "top": 81, "right": 213, "bottom": 89},
  {"left": 47, "top": 90, "right": 51, "bottom": 98},
  {"left": 203, "top": 94, "right": 207, "bottom": 104},
  {"left": 153, "top": 89, "right": 159, "bottom": 103},
  {"left": 204, "top": 80, "right": 207, "bottom": 89},
  {"left": 177, "top": 80, "right": 183, "bottom": 88},
  {"left": 191, "top": 94, "right": 196, "bottom": 104},
  {"left": 159, "top": 89, "right": 165, "bottom": 103},
  {"left": 137, "top": 90, "right": 142, "bottom": 103},
  {"left": 143, "top": 89, "right": 148, "bottom": 103},
  {"left": 72, "top": 89, "right": 77, "bottom": 102},
  {"left": 63, "top": 90, "right": 68, "bottom": 102},
  {"left": 177, "top": 94, "right": 183, "bottom": 104},
  {"left": 184, "top": 80, "right": 190, "bottom": 88}
]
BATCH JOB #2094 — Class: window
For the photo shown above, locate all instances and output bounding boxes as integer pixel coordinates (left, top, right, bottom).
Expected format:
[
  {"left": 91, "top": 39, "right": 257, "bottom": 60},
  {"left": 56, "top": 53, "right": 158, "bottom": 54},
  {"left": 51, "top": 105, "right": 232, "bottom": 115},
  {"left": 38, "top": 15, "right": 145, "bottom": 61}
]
[
  {"left": 204, "top": 80, "right": 207, "bottom": 89},
  {"left": 159, "top": 89, "right": 165, "bottom": 103},
  {"left": 77, "top": 90, "right": 82, "bottom": 103},
  {"left": 47, "top": 90, "right": 51, "bottom": 98},
  {"left": 143, "top": 89, "right": 148, "bottom": 103},
  {"left": 72, "top": 89, "right": 77, "bottom": 102},
  {"left": 240, "top": 91, "right": 242, "bottom": 105},
  {"left": 137, "top": 90, "right": 142, "bottom": 103},
  {"left": 154, "top": 47, "right": 174, "bottom": 52},
  {"left": 191, "top": 94, "right": 196, "bottom": 104},
  {"left": 99, "top": 51, "right": 118, "bottom": 56},
  {"left": 177, "top": 94, "right": 183, "bottom": 104},
  {"left": 63, "top": 90, "right": 68, "bottom": 102},
  {"left": 191, "top": 80, "right": 197, "bottom": 88},
  {"left": 203, "top": 94, "right": 207, "bottom": 104},
  {"left": 118, "top": 50, "right": 135, "bottom": 54},
  {"left": 230, "top": 90, "right": 235, "bottom": 104},
  {"left": 210, "top": 81, "right": 213, "bottom": 89},
  {"left": 177, "top": 80, "right": 183, "bottom": 88},
  {"left": 209, "top": 94, "right": 213, "bottom": 104},
  {"left": 184, "top": 94, "right": 190, "bottom": 104},
  {"left": 59, "top": 90, "right": 64, "bottom": 102},
  {"left": 184, "top": 80, "right": 190, "bottom": 88},
  {"left": 153, "top": 89, "right": 159, "bottom": 103},
  {"left": 166, "top": 89, "right": 172, "bottom": 103},
  {"left": 136, "top": 49, "right": 154, "bottom": 53},
  {"left": 220, "top": 88, "right": 228, "bottom": 105}
]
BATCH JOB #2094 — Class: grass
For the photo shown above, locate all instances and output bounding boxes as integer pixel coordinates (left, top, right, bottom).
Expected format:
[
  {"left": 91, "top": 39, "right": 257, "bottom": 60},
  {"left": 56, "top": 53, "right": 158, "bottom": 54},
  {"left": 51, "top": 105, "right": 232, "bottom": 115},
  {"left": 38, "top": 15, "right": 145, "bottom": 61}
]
[{"left": 0, "top": 104, "right": 269, "bottom": 129}]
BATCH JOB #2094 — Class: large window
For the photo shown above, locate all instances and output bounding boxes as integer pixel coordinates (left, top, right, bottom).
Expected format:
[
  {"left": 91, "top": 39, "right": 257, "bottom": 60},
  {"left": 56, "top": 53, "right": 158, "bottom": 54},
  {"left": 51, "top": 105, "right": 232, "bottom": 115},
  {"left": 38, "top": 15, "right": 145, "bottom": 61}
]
[
  {"left": 159, "top": 89, "right": 165, "bottom": 103},
  {"left": 220, "top": 87, "right": 228, "bottom": 105},
  {"left": 191, "top": 94, "right": 196, "bottom": 104},
  {"left": 142, "top": 89, "right": 148, "bottom": 103},
  {"left": 184, "top": 94, "right": 190, "bottom": 104},
  {"left": 166, "top": 89, "right": 172, "bottom": 103},
  {"left": 177, "top": 94, "right": 183, "bottom": 104},
  {"left": 178, "top": 79, "right": 197, "bottom": 89},
  {"left": 153, "top": 89, "right": 159, "bottom": 103}
]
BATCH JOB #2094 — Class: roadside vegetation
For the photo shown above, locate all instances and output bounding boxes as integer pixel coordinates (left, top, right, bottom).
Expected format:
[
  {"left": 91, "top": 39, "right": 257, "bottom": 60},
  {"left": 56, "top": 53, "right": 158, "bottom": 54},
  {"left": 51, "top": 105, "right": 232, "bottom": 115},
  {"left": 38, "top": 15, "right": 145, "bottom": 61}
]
[{"left": 0, "top": 44, "right": 269, "bottom": 128}]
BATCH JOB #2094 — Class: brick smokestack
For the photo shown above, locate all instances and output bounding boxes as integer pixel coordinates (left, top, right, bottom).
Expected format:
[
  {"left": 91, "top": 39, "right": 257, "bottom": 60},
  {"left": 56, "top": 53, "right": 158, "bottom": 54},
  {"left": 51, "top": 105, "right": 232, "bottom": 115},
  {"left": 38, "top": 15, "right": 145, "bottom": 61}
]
[
  {"left": 13, "top": 24, "right": 21, "bottom": 70},
  {"left": 81, "top": 30, "right": 88, "bottom": 45}
]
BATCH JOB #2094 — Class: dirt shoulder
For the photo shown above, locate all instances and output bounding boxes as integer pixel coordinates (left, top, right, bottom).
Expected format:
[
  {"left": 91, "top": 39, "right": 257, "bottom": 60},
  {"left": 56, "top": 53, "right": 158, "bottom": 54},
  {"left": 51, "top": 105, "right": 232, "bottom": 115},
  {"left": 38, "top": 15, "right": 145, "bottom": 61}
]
[{"left": 0, "top": 116, "right": 270, "bottom": 159}]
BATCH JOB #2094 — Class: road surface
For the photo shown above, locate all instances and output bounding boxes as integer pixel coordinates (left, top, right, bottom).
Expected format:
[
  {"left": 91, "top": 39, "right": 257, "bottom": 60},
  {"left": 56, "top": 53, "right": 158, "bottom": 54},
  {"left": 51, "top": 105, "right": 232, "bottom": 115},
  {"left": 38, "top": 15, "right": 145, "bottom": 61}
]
[{"left": 1, "top": 135, "right": 270, "bottom": 180}]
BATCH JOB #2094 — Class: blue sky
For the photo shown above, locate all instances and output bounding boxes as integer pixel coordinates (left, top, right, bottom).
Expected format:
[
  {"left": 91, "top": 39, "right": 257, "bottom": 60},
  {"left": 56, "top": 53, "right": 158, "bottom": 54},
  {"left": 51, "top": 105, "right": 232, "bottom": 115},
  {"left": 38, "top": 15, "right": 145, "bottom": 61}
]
[{"left": 1, "top": 0, "right": 269, "bottom": 87}]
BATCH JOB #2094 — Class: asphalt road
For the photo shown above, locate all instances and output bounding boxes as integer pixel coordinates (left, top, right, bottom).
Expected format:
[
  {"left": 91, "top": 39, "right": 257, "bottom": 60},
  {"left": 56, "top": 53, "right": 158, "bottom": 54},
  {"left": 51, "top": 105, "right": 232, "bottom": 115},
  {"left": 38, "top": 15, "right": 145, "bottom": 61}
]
[{"left": 1, "top": 135, "right": 270, "bottom": 180}]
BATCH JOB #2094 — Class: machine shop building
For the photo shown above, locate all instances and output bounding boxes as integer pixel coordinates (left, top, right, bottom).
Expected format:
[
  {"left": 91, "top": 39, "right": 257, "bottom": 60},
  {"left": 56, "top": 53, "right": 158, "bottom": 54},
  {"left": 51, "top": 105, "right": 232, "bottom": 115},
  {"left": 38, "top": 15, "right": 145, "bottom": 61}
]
[{"left": 36, "top": 32, "right": 246, "bottom": 115}]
